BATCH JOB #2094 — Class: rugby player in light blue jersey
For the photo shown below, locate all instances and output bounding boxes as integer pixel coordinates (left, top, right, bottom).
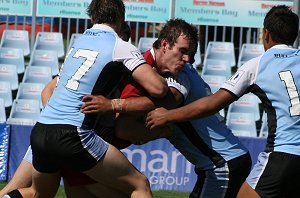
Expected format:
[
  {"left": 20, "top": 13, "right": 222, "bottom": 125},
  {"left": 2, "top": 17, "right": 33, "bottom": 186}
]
[
  {"left": 4, "top": 0, "right": 168, "bottom": 197},
  {"left": 146, "top": 5, "right": 300, "bottom": 198}
]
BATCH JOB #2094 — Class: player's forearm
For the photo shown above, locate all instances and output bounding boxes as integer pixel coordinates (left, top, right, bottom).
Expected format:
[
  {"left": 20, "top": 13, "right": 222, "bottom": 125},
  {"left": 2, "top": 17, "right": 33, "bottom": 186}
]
[
  {"left": 131, "top": 64, "right": 168, "bottom": 98},
  {"left": 112, "top": 97, "right": 155, "bottom": 115},
  {"left": 165, "top": 90, "right": 234, "bottom": 122},
  {"left": 113, "top": 88, "right": 182, "bottom": 115}
]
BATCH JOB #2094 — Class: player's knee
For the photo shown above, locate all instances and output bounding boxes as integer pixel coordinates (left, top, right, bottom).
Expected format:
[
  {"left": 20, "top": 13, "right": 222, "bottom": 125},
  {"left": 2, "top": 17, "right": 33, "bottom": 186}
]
[{"left": 137, "top": 173, "right": 151, "bottom": 190}]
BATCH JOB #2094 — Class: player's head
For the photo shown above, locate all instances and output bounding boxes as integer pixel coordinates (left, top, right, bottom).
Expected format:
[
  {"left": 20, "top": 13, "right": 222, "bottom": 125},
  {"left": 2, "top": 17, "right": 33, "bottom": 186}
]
[
  {"left": 153, "top": 19, "right": 198, "bottom": 75},
  {"left": 87, "top": 0, "right": 125, "bottom": 32},
  {"left": 263, "top": 5, "right": 299, "bottom": 46},
  {"left": 154, "top": 19, "right": 198, "bottom": 51}
]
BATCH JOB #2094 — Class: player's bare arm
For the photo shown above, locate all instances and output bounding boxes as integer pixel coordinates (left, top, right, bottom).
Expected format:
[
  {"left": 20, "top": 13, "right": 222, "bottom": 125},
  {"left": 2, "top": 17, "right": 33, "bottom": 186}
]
[{"left": 146, "top": 89, "right": 235, "bottom": 129}]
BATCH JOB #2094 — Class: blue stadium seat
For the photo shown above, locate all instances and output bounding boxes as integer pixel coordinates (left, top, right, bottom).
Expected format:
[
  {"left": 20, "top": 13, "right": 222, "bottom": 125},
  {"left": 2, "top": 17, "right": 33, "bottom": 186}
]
[
  {"left": 22, "top": 66, "right": 52, "bottom": 85},
  {"left": 0, "top": 98, "right": 6, "bottom": 123},
  {"left": 192, "top": 42, "right": 201, "bottom": 69},
  {"left": 237, "top": 43, "right": 264, "bottom": 68},
  {"left": 16, "top": 82, "right": 45, "bottom": 109},
  {"left": 33, "top": 32, "right": 65, "bottom": 59},
  {"left": 203, "top": 41, "right": 236, "bottom": 67},
  {"left": 0, "top": 81, "right": 12, "bottom": 108},
  {"left": 259, "top": 111, "right": 268, "bottom": 138},
  {"left": 28, "top": 49, "right": 59, "bottom": 76},
  {"left": 137, "top": 37, "right": 157, "bottom": 53},
  {"left": 0, "top": 47, "right": 25, "bottom": 74},
  {"left": 201, "top": 74, "right": 227, "bottom": 94},
  {"left": 0, "top": 64, "right": 19, "bottom": 91},
  {"left": 0, "top": 30, "right": 30, "bottom": 57},
  {"left": 201, "top": 59, "right": 232, "bottom": 80},
  {"left": 226, "top": 112, "right": 257, "bottom": 137},
  {"left": 67, "top": 33, "right": 82, "bottom": 53},
  {"left": 7, "top": 99, "right": 40, "bottom": 125},
  {"left": 227, "top": 93, "right": 261, "bottom": 121}
]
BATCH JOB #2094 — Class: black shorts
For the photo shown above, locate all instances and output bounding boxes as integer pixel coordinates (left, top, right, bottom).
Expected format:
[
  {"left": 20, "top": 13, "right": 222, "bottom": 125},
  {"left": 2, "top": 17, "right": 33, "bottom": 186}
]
[
  {"left": 31, "top": 122, "right": 109, "bottom": 173},
  {"left": 248, "top": 151, "right": 300, "bottom": 198}
]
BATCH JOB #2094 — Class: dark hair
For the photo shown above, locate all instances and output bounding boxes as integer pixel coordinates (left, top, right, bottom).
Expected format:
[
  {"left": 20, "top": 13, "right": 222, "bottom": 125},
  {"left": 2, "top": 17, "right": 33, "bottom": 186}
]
[
  {"left": 119, "top": 22, "right": 131, "bottom": 42},
  {"left": 86, "top": 0, "right": 125, "bottom": 25},
  {"left": 153, "top": 18, "right": 199, "bottom": 55},
  {"left": 264, "top": 5, "right": 299, "bottom": 45}
]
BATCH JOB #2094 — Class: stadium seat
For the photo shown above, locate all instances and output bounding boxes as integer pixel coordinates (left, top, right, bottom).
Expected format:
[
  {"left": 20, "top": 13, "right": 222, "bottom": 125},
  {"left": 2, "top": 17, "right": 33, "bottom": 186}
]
[
  {"left": 0, "top": 47, "right": 25, "bottom": 74},
  {"left": 259, "top": 112, "right": 268, "bottom": 138},
  {"left": 67, "top": 33, "right": 82, "bottom": 53},
  {"left": 237, "top": 43, "right": 264, "bottom": 67},
  {"left": 137, "top": 37, "right": 157, "bottom": 53},
  {"left": 201, "top": 74, "right": 227, "bottom": 93},
  {"left": 7, "top": 99, "right": 40, "bottom": 125},
  {"left": 28, "top": 49, "right": 59, "bottom": 76},
  {"left": 0, "top": 30, "right": 30, "bottom": 57},
  {"left": 0, "top": 64, "right": 19, "bottom": 91},
  {"left": 16, "top": 82, "right": 45, "bottom": 109},
  {"left": 22, "top": 66, "right": 52, "bottom": 85},
  {"left": 0, "top": 81, "right": 12, "bottom": 108},
  {"left": 192, "top": 42, "right": 201, "bottom": 69},
  {"left": 227, "top": 93, "right": 261, "bottom": 121},
  {"left": 226, "top": 112, "right": 257, "bottom": 137},
  {"left": 201, "top": 59, "right": 232, "bottom": 80},
  {"left": 33, "top": 32, "right": 65, "bottom": 59},
  {"left": 203, "top": 41, "right": 236, "bottom": 67},
  {"left": 0, "top": 98, "right": 6, "bottom": 123}
]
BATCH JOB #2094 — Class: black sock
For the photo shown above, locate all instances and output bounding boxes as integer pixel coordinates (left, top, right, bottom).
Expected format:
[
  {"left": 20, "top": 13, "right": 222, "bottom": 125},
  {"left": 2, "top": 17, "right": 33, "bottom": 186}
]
[{"left": 7, "top": 190, "right": 23, "bottom": 198}]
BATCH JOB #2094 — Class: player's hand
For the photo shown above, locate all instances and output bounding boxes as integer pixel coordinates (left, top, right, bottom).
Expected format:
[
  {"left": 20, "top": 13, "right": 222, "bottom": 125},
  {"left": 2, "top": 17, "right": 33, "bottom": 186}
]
[
  {"left": 146, "top": 107, "right": 169, "bottom": 129},
  {"left": 81, "top": 95, "right": 112, "bottom": 114}
]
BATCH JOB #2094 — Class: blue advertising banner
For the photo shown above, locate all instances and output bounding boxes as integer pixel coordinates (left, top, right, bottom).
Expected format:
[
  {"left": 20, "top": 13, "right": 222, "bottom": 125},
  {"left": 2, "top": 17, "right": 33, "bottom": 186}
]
[
  {"left": 175, "top": 0, "right": 294, "bottom": 27},
  {"left": 124, "top": 0, "right": 172, "bottom": 23},
  {"left": 0, "top": 124, "right": 10, "bottom": 181},
  {"left": 37, "top": 0, "right": 90, "bottom": 19},
  {"left": 36, "top": 0, "right": 171, "bottom": 22},
  {"left": 123, "top": 139, "right": 197, "bottom": 192},
  {"left": 0, "top": 0, "right": 32, "bottom": 15}
]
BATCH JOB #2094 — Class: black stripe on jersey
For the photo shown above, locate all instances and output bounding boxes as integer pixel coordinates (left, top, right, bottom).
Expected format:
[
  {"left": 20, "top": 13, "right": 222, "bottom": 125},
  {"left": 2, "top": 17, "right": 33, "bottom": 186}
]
[
  {"left": 248, "top": 85, "right": 277, "bottom": 152},
  {"left": 82, "top": 61, "right": 130, "bottom": 129},
  {"left": 176, "top": 121, "right": 226, "bottom": 167}
]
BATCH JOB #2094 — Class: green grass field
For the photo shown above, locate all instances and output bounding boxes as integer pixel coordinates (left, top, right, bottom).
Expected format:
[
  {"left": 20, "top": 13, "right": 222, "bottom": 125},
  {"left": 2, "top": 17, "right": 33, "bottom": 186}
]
[{"left": 0, "top": 182, "right": 189, "bottom": 198}]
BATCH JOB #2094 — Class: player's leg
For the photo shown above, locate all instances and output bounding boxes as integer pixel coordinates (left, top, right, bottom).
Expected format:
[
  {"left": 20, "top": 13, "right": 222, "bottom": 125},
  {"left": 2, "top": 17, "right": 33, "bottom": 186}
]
[
  {"left": 224, "top": 153, "right": 252, "bottom": 198},
  {"left": 237, "top": 182, "right": 260, "bottom": 198},
  {"left": 0, "top": 146, "right": 35, "bottom": 197},
  {"left": 190, "top": 162, "right": 230, "bottom": 198},
  {"left": 64, "top": 182, "right": 128, "bottom": 198},
  {"left": 83, "top": 144, "right": 152, "bottom": 198},
  {"left": 115, "top": 114, "right": 171, "bottom": 144},
  {"left": 18, "top": 169, "right": 61, "bottom": 198},
  {"left": 0, "top": 160, "right": 32, "bottom": 197},
  {"left": 62, "top": 170, "right": 127, "bottom": 198}
]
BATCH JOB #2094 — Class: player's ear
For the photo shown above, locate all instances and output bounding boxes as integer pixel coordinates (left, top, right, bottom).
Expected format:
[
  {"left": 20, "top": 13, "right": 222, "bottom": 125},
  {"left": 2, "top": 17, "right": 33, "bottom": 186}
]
[
  {"left": 161, "top": 40, "right": 168, "bottom": 52},
  {"left": 263, "top": 28, "right": 270, "bottom": 44}
]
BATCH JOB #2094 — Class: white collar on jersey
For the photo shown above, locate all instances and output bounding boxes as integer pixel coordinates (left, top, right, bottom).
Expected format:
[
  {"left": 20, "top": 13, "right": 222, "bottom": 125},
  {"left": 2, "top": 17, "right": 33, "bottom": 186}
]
[
  {"left": 91, "top": 24, "right": 115, "bottom": 33},
  {"left": 150, "top": 48, "right": 155, "bottom": 60},
  {"left": 272, "top": 44, "right": 293, "bottom": 50}
]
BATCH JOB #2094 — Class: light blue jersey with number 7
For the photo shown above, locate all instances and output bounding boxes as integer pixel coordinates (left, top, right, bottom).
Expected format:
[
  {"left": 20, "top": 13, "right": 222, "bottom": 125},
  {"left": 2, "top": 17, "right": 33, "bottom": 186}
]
[{"left": 39, "top": 24, "right": 145, "bottom": 127}]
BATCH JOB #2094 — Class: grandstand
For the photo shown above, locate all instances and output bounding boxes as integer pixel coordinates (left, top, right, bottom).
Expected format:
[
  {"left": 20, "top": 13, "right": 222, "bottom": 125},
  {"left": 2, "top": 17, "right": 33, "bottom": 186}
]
[{"left": 0, "top": 0, "right": 299, "bottom": 196}]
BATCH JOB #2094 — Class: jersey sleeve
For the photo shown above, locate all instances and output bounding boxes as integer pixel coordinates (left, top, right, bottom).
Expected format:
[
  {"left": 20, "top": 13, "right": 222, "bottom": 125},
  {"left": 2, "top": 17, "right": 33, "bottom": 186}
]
[
  {"left": 113, "top": 38, "right": 146, "bottom": 72},
  {"left": 165, "top": 72, "right": 190, "bottom": 99},
  {"left": 221, "top": 55, "right": 261, "bottom": 98}
]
